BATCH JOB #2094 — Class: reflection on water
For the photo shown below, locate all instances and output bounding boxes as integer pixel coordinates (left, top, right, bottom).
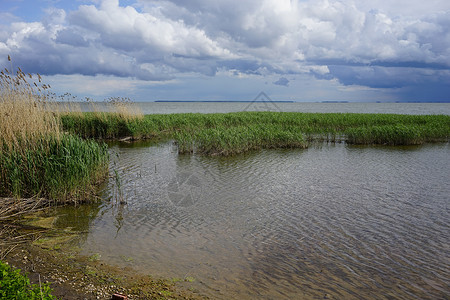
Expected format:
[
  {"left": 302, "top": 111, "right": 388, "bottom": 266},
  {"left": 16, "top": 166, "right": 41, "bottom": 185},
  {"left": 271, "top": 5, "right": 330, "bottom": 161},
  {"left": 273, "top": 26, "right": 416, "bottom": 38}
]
[{"left": 53, "top": 142, "right": 450, "bottom": 299}]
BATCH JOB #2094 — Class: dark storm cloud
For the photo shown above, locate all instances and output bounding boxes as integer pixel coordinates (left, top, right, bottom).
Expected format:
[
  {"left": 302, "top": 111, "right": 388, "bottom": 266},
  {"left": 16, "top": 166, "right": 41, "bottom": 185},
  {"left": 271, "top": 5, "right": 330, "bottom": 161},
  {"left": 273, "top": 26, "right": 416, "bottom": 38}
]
[
  {"left": 328, "top": 65, "right": 450, "bottom": 89},
  {"left": 0, "top": 0, "right": 449, "bottom": 100}
]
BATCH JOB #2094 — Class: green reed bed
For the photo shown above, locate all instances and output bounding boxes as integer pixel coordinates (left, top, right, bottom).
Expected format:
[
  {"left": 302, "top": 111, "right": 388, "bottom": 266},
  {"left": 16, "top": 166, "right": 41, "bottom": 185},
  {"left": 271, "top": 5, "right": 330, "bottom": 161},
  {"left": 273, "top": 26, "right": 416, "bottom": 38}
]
[
  {"left": 0, "top": 134, "right": 109, "bottom": 202},
  {"left": 61, "top": 111, "right": 450, "bottom": 156},
  {"left": 61, "top": 112, "right": 165, "bottom": 139},
  {"left": 176, "top": 124, "right": 307, "bottom": 155},
  {"left": 1, "top": 60, "right": 109, "bottom": 203},
  {"left": 61, "top": 112, "right": 134, "bottom": 139}
]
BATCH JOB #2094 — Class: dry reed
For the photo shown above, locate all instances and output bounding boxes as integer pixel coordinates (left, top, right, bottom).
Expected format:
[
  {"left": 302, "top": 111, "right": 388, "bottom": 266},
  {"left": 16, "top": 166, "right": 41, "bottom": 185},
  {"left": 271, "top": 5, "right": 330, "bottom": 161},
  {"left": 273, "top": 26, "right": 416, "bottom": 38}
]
[
  {"left": 105, "top": 96, "right": 144, "bottom": 121},
  {"left": 0, "top": 59, "right": 60, "bottom": 152}
]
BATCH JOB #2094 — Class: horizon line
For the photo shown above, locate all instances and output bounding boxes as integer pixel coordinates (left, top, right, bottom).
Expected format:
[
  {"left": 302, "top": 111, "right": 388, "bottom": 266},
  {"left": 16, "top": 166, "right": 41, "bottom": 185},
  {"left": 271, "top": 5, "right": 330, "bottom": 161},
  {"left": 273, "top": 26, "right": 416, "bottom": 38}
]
[{"left": 153, "top": 100, "right": 450, "bottom": 103}]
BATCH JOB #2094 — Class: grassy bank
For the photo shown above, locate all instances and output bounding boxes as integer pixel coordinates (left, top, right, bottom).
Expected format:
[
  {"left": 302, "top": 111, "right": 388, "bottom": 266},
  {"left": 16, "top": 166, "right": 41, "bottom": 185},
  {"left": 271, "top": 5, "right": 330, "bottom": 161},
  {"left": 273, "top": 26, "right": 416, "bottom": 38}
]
[
  {"left": 0, "top": 62, "right": 108, "bottom": 203},
  {"left": 61, "top": 111, "right": 450, "bottom": 155}
]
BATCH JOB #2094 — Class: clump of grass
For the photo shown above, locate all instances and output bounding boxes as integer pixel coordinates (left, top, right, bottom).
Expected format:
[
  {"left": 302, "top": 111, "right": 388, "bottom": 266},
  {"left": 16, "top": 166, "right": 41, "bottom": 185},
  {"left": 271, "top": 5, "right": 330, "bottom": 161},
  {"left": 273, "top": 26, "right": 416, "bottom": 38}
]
[
  {"left": 345, "top": 125, "right": 424, "bottom": 145},
  {"left": 177, "top": 125, "right": 307, "bottom": 155},
  {"left": 0, "top": 134, "right": 108, "bottom": 201},
  {"left": 59, "top": 97, "right": 144, "bottom": 139},
  {"left": 0, "top": 58, "right": 109, "bottom": 202}
]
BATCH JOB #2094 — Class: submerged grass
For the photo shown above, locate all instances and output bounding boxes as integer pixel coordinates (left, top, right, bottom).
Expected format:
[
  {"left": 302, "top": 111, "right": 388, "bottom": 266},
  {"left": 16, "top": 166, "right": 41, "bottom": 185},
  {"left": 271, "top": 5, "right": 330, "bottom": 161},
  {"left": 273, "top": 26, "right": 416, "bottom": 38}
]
[
  {"left": 0, "top": 59, "right": 109, "bottom": 203},
  {"left": 61, "top": 111, "right": 450, "bottom": 155}
]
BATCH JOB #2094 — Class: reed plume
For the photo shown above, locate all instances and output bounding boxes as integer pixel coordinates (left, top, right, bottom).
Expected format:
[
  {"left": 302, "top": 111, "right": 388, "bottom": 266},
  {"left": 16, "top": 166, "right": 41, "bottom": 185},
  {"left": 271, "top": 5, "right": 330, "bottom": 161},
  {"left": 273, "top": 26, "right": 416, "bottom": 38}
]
[
  {"left": 0, "top": 57, "right": 108, "bottom": 202},
  {"left": 0, "top": 61, "right": 59, "bottom": 152}
]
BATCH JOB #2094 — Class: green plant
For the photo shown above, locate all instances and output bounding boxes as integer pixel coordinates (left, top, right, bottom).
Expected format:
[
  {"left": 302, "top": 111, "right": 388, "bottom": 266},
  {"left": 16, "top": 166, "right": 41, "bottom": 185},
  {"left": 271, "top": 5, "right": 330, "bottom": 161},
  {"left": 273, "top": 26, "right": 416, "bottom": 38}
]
[
  {"left": 61, "top": 111, "right": 449, "bottom": 155},
  {"left": 0, "top": 58, "right": 109, "bottom": 203},
  {"left": 0, "top": 260, "right": 56, "bottom": 299},
  {"left": 0, "top": 134, "right": 109, "bottom": 202}
]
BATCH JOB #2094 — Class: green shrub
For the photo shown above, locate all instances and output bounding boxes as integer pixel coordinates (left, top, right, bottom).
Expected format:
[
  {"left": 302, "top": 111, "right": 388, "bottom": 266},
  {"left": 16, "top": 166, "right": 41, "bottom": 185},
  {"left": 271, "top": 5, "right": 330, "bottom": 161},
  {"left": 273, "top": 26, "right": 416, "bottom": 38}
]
[{"left": 0, "top": 260, "right": 56, "bottom": 299}]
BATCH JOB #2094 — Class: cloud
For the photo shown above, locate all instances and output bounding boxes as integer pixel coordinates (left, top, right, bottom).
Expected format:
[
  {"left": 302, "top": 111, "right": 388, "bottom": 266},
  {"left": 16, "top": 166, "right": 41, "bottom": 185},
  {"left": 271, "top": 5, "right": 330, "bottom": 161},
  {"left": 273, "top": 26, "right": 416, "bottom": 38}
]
[
  {"left": 0, "top": 0, "right": 449, "bottom": 101},
  {"left": 68, "top": 0, "right": 235, "bottom": 58},
  {"left": 46, "top": 73, "right": 161, "bottom": 97},
  {"left": 273, "top": 77, "right": 289, "bottom": 87},
  {"left": 54, "top": 28, "right": 89, "bottom": 47},
  {"left": 1, "top": 0, "right": 235, "bottom": 80},
  {"left": 328, "top": 64, "right": 450, "bottom": 89},
  {"left": 0, "top": 12, "right": 21, "bottom": 25}
]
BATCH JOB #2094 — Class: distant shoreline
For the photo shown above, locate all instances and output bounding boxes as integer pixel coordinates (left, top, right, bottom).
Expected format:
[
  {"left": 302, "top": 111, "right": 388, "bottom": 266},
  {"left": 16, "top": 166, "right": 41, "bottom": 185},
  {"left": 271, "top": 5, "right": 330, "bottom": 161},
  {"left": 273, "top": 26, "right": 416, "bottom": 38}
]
[
  {"left": 155, "top": 100, "right": 295, "bottom": 103},
  {"left": 153, "top": 100, "right": 449, "bottom": 103}
]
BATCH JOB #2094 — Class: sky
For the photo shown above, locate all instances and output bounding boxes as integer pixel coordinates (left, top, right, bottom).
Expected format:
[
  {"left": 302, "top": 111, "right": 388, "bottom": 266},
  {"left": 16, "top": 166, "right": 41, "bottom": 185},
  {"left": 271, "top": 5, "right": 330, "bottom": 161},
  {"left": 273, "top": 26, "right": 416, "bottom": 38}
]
[{"left": 1, "top": 0, "right": 450, "bottom": 102}]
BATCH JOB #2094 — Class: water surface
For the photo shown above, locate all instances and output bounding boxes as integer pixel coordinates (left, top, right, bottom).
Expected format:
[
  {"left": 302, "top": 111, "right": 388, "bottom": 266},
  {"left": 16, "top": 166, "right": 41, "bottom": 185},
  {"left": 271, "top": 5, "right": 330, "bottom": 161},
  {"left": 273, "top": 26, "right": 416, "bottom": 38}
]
[
  {"left": 54, "top": 142, "right": 450, "bottom": 299},
  {"left": 71, "top": 101, "right": 450, "bottom": 115}
]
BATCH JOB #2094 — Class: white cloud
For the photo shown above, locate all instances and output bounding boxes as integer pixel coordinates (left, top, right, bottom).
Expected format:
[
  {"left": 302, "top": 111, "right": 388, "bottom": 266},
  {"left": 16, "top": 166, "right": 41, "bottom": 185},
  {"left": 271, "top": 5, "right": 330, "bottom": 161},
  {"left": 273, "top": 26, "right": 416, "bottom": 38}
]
[
  {"left": 69, "top": 0, "right": 234, "bottom": 58},
  {"left": 47, "top": 73, "right": 175, "bottom": 99},
  {"left": 0, "top": 0, "right": 449, "bottom": 101},
  {"left": 354, "top": 0, "right": 450, "bottom": 18}
]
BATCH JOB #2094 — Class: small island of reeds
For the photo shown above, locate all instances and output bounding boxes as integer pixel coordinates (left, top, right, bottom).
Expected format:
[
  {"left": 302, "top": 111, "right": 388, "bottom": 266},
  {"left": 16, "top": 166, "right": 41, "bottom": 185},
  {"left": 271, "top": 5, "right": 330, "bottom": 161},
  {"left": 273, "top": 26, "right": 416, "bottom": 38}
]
[{"left": 61, "top": 110, "right": 449, "bottom": 156}]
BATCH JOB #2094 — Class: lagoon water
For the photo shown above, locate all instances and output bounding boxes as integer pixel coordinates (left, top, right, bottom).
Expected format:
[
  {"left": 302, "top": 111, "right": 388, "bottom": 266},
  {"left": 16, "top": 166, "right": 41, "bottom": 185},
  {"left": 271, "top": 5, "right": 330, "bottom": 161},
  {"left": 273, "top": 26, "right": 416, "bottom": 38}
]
[
  {"left": 54, "top": 142, "right": 450, "bottom": 299},
  {"left": 52, "top": 102, "right": 450, "bottom": 299},
  {"left": 76, "top": 101, "right": 450, "bottom": 115}
]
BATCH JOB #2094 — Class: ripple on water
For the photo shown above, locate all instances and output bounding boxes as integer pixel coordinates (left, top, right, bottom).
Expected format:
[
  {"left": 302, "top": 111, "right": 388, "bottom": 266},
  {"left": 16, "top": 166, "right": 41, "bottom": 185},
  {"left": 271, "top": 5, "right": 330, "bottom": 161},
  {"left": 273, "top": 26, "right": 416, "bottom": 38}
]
[{"left": 54, "top": 142, "right": 450, "bottom": 299}]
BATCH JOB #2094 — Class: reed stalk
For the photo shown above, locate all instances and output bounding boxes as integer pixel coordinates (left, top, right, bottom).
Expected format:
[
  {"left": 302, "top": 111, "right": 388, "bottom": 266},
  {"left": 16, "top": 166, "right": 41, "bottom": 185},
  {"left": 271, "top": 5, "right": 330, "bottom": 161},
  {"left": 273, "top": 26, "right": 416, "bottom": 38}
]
[{"left": 0, "top": 59, "right": 109, "bottom": 203}]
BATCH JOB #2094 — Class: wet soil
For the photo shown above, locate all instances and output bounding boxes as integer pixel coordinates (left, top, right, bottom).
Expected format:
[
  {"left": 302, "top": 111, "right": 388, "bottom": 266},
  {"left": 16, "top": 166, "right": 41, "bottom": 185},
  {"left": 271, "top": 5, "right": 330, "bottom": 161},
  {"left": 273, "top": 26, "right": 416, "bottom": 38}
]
[{"left": 1, "top": 212, "right": 208, "bottom": 300}]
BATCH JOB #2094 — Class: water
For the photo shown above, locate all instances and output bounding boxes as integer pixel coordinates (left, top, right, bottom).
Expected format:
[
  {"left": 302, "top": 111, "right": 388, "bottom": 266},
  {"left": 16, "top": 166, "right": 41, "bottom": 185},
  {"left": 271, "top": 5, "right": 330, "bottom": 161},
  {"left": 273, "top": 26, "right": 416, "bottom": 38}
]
[
  {"left": 53, "top": 142, "right": 450, "bottom": 299},
  {"left": 72, "top": 101, "right": 450, "bottom": 115}
]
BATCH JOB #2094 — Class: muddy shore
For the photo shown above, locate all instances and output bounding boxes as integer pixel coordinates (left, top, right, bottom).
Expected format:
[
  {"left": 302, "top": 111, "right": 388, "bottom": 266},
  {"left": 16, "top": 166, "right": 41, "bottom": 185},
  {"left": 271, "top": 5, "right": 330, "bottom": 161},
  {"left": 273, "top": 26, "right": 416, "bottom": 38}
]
[{"left": 1, "top": 210, "right": 208, "bottom": 300}]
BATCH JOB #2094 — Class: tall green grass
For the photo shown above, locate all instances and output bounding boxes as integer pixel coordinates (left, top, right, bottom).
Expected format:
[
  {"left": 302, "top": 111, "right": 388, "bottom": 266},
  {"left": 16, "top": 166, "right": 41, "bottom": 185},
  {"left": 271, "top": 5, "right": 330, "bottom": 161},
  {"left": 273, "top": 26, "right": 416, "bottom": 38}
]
[
  {"left": 0, "top": 134, "right": 108, "bottom": 201},
  {"left": 1, "top": 59, "right": 109, "bottom": 202},
  {"left": 61, "top": 111, "right": 449, "bottom": 155},
  {"left": 176, "top": 125, "right": 307, "bottom": 155}
]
